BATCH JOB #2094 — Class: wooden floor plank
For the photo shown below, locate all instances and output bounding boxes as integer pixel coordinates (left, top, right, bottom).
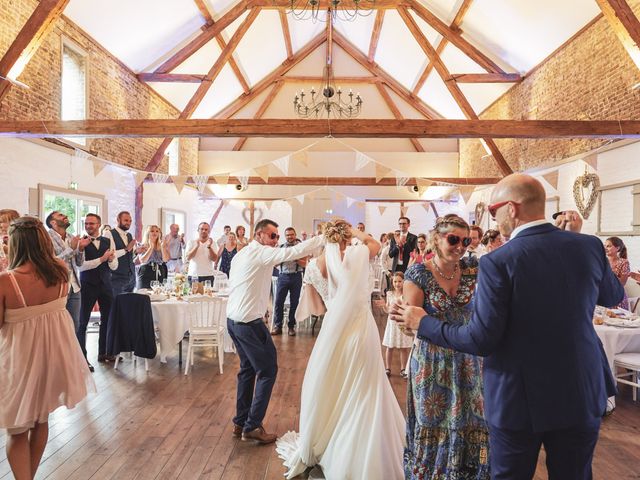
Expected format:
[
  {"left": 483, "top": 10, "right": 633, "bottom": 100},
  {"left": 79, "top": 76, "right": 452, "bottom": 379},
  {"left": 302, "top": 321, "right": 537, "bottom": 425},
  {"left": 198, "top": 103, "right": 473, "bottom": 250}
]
[{"left": 0, "top": 307, "right": 636, "bottom": 480}]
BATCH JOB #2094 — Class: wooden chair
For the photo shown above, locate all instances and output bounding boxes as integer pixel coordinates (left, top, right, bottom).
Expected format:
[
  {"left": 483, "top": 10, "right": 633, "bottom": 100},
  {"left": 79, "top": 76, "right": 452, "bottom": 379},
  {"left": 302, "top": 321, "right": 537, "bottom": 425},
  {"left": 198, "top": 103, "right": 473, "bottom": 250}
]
[
  {"left": 614, "top": 352, "right": 640, "bottom": 402},
  {"left": 184, "top": 296, "right": 227, "bottom": 375}
]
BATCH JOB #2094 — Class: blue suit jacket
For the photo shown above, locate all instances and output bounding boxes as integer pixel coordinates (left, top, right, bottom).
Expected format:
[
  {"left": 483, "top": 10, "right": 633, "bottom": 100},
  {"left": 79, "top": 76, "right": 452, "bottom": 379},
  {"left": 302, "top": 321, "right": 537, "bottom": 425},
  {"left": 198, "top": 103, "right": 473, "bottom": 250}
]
[{"left": 418, "top": 223, "right": 623, "bottom": 432}]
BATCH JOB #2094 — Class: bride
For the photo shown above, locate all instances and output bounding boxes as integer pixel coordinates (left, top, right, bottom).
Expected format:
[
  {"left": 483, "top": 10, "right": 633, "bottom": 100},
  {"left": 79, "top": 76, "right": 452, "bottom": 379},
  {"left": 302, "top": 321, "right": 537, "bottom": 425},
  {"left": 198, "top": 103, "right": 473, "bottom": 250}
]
[{"left": 276, "top": 220, "right": 405, "bottom": 479}]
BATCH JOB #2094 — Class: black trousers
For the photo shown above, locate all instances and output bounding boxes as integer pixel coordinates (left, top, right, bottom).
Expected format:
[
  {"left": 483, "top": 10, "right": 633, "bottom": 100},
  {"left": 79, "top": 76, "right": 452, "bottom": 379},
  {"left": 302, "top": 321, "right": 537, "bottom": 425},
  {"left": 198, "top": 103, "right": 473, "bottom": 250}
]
[
  {"left": 488, "top": 419, "right": 601, "bottom": 480},
  {"left": 226, "top": 318, "right": 278, "bottom": 432},
  {"left": 78, "top": 283, "right": 113, "bottom": 358}
]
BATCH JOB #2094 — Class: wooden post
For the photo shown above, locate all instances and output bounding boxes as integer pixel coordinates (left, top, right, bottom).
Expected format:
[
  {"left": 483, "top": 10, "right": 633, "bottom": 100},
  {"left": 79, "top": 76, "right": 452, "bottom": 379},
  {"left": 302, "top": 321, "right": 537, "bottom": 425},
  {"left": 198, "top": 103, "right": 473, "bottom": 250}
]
[
  {"left": 134, "top": 184, "right": 144, "bottom": 241},
  {"left": 249, "top": 200, "right": 256, "bottom": 238}
]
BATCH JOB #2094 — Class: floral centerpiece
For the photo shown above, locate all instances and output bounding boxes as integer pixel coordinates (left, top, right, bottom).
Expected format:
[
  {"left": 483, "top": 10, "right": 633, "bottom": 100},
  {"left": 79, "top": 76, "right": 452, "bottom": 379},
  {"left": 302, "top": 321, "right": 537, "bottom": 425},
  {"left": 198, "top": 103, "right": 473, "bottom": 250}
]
[{"left": 174, "top": 273, "right": 187, "bottom": 299}]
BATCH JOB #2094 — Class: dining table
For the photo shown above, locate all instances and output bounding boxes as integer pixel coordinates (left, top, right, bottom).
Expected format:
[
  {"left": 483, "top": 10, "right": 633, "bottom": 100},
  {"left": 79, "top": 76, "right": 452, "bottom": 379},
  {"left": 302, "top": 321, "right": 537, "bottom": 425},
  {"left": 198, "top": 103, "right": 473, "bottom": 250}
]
[
  {"left": 150, "top": 294, "right": 235, "bottom": 363},
  {"left": 594, "top": 323, "right": 640, "bottom": 409}
]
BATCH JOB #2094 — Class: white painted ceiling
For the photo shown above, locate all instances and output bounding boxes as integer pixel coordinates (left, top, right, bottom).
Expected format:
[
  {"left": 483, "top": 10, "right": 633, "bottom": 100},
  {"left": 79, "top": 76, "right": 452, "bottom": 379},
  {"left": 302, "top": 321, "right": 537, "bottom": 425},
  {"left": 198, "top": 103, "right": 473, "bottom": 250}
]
[{"left": 63, "top": 0, "right": 601, "bottom": 151}]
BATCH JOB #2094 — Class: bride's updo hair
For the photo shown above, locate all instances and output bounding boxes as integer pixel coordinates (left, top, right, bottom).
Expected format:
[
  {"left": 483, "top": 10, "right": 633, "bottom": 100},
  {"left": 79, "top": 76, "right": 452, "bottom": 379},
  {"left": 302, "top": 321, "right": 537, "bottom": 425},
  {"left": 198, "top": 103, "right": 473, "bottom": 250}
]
[{"left": 324, "top": 219, "right": 352, "bottom": 244}]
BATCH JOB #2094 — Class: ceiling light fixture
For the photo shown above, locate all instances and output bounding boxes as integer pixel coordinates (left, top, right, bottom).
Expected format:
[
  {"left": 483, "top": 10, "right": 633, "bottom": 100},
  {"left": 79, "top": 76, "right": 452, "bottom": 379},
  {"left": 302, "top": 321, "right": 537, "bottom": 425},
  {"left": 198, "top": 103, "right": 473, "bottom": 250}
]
[
  {"left": 293, "top": 11, "right": 363, "bottom": 118},
  {"left": 287, "top": 0, "right": 375, "bottom": 22}
]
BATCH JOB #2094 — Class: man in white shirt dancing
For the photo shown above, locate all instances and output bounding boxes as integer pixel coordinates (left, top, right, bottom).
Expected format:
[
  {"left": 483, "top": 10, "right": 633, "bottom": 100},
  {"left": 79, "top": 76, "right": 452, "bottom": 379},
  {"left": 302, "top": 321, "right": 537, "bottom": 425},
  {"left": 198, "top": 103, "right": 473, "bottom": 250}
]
[{"left": 226, "top": 219, "right": 324, "bottom": 444}]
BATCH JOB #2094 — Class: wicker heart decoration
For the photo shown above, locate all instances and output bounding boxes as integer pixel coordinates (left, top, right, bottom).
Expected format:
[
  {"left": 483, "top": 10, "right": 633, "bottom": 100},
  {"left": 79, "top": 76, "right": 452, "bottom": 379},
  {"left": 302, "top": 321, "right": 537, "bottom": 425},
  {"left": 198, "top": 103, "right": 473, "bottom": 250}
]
[
  {"left": 242, "top": 207, "right": 263, "bottom": 226},
  {"left": 474, "top": 202, "right": 486, "bottom": 225},
  {"left": 572, "top": 173, "right": 600, "bottom": 219}
]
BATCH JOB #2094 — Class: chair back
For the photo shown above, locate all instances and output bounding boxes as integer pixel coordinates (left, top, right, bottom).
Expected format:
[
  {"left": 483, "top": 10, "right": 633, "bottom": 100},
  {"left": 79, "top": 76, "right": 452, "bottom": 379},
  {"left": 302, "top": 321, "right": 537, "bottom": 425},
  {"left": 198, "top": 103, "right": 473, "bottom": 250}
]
[
  {"left": 107, "top": 293, "right": 157, "bottom": 359},
  {"left": 188, "top": 296, "right": 224, "bottom": 330},
  {"left": 629, "top": 296, "right": 640, "bottom": 313}
]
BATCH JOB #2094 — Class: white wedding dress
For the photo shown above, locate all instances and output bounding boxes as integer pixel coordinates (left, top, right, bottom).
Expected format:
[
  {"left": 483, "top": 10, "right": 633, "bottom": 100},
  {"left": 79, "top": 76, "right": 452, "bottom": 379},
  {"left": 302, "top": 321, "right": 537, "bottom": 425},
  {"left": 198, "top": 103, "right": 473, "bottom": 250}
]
[{"left": 276, "top": 243, "right": 405, "bottom": 480}]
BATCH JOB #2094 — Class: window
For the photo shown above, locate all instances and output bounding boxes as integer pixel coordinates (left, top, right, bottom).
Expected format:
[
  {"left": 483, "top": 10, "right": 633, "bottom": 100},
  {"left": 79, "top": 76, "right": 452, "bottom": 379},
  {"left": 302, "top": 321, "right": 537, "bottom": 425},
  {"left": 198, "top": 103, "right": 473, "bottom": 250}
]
[
  {"left": 168, "top": 139, "right": 180, "bottom": 176},
  {"left": 40, "top": 185, "right": 104, "bottom": 235},
  {"left": 61, "top": 41, "right": 87, "bottom": 146},
  {"left": 161, "top": 208, "right": 186, "bottom": 236}
]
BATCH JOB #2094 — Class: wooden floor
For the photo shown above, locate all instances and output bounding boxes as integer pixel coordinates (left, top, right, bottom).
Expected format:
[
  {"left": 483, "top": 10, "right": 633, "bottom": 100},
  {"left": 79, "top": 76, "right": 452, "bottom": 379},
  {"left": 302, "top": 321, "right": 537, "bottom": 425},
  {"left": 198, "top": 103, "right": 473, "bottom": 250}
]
[{"left": 1, "top": 307, "right": 639, "bottom": 479}]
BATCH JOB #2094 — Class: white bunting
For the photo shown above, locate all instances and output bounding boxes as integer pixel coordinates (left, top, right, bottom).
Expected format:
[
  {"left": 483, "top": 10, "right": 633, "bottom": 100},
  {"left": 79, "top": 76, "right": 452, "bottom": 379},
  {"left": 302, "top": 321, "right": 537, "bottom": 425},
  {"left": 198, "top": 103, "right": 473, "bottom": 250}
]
[
  {"left": 355, "top": 201, "right": 365, "bottom": 209},
  {"left": 346, "top": 196, "right": 356, "bottom": 208},
  {"left": 291, "top": 150, "right": 309, "bottom": 167},
  {"left": 237, "top": 173, "right": 249, "bottom": 191},
  {"left": 295, "top": 194, "right": 306, "bottom": 205},
  {"left": 541, "top": 171, "right": 559, "bottom": 190},
  {"left": 459, "top": 186, "right": 476, "bottom": 205},
  {"left": 355, "top": 151, "right": 371, "bottom": 171},
  {"left": 272, "top": 155, "right": 290, "bottom": 176},
  {"left": 378, "top": 205, "right": 387, "bottom": 216},
  {"left": 395, "top": 174, "right": 409, "bottom": 189},
  {"left": 193, "top": 175, "right": 209, "bottom": 193},
  {"left": 151, "top": 173, "right": 169, "bottom": 184},
  {"left": 264, "top": 200, "right": 273, "bottom": 210},
  {"left": 375, "top": 164, "right": 392, "bottom": 183},
  {"left": 334, "top": 191, "right": 346, "bottom": 203},
  {"left": 416, "top": 178, "right": 434, "bottom": 188},
  {"left": 583, "top": 153, "right": 598, "bottom": 171}
]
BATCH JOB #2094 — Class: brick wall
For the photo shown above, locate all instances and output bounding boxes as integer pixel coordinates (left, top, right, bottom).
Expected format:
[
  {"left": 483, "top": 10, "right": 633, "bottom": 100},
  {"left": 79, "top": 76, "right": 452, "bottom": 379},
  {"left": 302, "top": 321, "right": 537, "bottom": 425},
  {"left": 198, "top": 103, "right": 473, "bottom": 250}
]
[
  {"left": 460, "top": 3, "right": 640, "bottom": 177},
  {"left": 0, "top": 0, "right": 198, "bottom": 175}
]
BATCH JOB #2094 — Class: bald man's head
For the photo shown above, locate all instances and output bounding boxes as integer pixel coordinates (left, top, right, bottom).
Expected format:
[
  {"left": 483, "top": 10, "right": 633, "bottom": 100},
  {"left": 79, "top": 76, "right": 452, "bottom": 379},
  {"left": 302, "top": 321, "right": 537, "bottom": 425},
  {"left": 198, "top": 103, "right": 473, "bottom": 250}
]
[{"left": 490, "top": 174, "right": 546, "bottom": 236}]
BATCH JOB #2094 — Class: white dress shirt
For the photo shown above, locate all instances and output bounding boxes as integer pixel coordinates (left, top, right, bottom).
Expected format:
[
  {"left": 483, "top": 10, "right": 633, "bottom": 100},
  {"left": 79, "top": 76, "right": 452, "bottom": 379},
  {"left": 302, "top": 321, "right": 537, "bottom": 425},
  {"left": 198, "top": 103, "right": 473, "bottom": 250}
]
[
  {"left": 227, "top": 236, "right": 324, "bottom": 323},
  {"left": 103, "top": 227, "right": 132, "bottom": 259},
  {"left": 187, "top": 239, "right": 216, "bottom": 277},
  {"left": 509, "top": 219, "right": 551, "bottom": 241},
  {"left": 78, "top": 236, "right": 119, "bottom": 272}
]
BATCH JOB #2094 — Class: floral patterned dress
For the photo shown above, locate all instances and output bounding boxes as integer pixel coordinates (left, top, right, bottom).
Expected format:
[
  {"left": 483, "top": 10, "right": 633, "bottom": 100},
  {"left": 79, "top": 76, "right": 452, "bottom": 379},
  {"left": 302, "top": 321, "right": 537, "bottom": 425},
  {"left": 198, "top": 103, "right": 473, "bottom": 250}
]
[
  {"left": 611, "top": 258, "right": 630, "bottom": 310},
  {"left": 404, "top": 257, "right": 489, "bottom": 480}
]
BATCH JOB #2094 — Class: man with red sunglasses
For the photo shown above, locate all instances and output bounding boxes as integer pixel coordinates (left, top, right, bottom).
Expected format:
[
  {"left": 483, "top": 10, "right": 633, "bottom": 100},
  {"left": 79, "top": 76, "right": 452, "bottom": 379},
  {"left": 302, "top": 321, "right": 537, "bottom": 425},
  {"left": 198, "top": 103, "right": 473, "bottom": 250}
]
[
  {"left": 226, "top": 219, "right": 324, "bottom": 445},
  {"left": 393, "top": 173, "right": 623, "bottom": 480}
]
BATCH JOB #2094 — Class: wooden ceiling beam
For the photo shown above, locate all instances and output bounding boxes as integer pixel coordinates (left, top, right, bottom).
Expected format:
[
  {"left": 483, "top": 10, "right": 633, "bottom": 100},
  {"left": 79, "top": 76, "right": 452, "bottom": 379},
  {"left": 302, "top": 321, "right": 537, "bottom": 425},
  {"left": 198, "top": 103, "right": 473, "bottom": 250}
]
[
  {"left": 233, "top": 80, "right": 284, "bottom": 150},
  {"left": 279, "top": 10, "right": 294, "bottom": 59},
  {"left": 144, "top": 176, "right": 500, "bottom": 186},
  {"left": 407, "top": 0, "right": 503, "bottom": 74},
  {"left": 413, "top": 0, "right": 474, "bottom": 94},
  {"left": 214, "top": 32, "right": 326, "bottom": 119},
  {"left": 0, "top": 0, "right": 71, "bottom": 103},
  {"left": 451, "top": 73, "right": 522, "bottom": 83},
  {"left": 332, "top": 30, "right": 440, "bottom": 119},
  {"left": 595, "top": 0, "right": 640, "bottom": 70},
  {"left": 368, "top": 10, "right": 385, "bottom": 62},
  {"left": 154, "top": 0, "right": 250, "bottom": 74},
  {"left": 283, "top": 76, "right": 381, "bottom": 83},
  {"left": 5, "top": 119, "right": 640, "bottom": 138},
  {"left": 375, "top": 83, "right": 424, "bottom": 152},
  {"left": 253, "top": 0, "right": 410, "bottom": 8},
  {"left": 146, "top": 7, "right": 261, "bottom": 171},
  {"left": 138, "top": 73, "right": 206, "bottom": 83},
  {"left": 398, "top": 6, "right": 512, "bottom": 175}
]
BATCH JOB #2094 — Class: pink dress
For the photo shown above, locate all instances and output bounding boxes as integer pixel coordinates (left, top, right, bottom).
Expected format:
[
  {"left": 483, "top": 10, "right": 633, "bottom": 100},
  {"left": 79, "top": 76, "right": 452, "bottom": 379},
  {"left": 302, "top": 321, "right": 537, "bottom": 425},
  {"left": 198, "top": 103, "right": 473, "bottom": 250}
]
[{"left": 0, "top": 272, "right": 95, "bottom": 431}]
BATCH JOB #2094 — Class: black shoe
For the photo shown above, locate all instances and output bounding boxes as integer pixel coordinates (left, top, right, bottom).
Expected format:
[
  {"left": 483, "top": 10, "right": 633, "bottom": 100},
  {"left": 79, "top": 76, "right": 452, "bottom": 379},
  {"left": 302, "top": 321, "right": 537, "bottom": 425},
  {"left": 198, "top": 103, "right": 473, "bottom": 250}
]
[
  {"left": 87, "top": 361, "right": 95, "bottom": 373},
  {"left": 288, "top": 328, "right": 296, "bottom": 337}
]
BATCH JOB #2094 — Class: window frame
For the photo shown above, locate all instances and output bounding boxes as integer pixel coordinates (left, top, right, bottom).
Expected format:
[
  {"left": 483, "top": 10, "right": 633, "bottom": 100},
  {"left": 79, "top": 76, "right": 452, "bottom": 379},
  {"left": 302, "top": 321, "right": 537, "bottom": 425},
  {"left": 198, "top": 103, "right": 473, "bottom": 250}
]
[
  {"left": 38, "top": 183, "right": 107, "bottom": 235},
  {"left": 60, "top": 36, "right": 90, "bottom": 148}
]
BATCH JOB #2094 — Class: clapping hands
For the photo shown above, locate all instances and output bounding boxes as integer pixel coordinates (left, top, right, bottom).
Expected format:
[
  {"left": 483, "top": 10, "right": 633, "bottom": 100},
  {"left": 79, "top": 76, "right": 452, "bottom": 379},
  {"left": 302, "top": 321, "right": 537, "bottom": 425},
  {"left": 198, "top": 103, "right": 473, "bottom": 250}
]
[{"left": 101, "top": 249, "right": 116, "bottom": 263}]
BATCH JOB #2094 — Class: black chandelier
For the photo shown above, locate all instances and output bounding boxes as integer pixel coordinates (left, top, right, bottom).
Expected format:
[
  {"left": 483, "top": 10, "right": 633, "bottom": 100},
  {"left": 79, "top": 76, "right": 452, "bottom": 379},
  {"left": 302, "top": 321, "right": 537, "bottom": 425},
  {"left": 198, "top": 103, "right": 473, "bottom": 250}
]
[{"left": 287, "top": 0, "right": 376, "bottom": 22}]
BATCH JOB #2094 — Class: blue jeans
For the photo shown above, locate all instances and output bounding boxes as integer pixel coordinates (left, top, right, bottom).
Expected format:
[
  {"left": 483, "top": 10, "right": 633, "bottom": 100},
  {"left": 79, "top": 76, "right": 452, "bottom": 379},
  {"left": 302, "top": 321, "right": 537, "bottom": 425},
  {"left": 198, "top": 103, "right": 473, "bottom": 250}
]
[
  {"left": 226, "top": 318, "right": 278, "bottom": 432},
  {"left": 66, "top": 289, "right": 81, "bottom": 331},
  {"left": 274, "top": 272, "right": 302, "bottom": 329}
]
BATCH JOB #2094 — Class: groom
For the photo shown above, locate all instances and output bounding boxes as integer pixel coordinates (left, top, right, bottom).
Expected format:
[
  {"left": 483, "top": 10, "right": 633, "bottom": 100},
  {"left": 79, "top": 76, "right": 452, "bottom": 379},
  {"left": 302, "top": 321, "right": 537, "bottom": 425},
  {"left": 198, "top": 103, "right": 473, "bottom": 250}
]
[{"left": 226, "top": 219, "right": 324, "bottom": 444}]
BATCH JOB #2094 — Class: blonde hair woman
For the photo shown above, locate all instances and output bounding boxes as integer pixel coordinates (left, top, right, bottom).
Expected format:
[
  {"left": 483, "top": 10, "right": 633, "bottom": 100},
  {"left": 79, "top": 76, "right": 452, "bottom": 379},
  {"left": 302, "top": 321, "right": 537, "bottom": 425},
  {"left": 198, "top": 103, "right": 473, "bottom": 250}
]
[
  {"left": 136, "top": 225, "right": 169, "bottom": 289},
  {"left": 402, "top": 214, "right": 489, "bottom": 479},
  {"left": 276, "top": 219, "right": 405, "bottom": 479}
]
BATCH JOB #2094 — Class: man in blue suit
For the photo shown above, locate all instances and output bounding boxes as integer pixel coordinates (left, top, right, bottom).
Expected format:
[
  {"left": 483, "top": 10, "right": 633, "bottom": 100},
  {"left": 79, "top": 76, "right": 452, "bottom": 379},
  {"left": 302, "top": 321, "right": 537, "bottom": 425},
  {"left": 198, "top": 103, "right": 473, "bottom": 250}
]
[{"left": 393, "top": 174, "right": 623, "bottom": 480}]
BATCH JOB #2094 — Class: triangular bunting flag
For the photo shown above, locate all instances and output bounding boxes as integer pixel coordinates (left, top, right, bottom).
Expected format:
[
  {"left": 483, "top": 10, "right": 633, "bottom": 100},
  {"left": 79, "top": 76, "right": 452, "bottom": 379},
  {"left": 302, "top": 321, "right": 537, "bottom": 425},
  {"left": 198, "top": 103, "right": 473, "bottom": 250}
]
[
  {"left": 295, "top": 194, "right": 306, "bottom": 206},
  {"left": 306, "top": 190, "right": 317, "bottom": 200},
  {"left": 172, "top": 176, "right": 186, "bottom": 194},
  {"left": 291, "top": 150, "right": 309, "bottom": 167},
  {"left": 264, "top": 200, "right": 273, "bottom": 210},
  {"left": 272, "top": 155, "right": 290, "bottom": 176},
  {"left": 346, "top": 196, "right": 356, "bottom": 208},
  {"left": 378, "top": 205, "right": 387, "bottom": 216},
  {"left": 395, "top": 173, "right": 409, "bottom": 189},
  {"left": 334, "top": 191, "right": 346, "bottom": 203},
  {"left": 213, "top": 174, "right": 229, "bottom": 185},
  {"left": 375, "top": 164, "right": 392, "bottom": 183},
  {"left": 355, "top": 151, "right": 372, "bottom": 171},
  {"left": 254, "top": 165, "right": 270, "bottom": 183},
  {"left": 222, "top": 199, "right": 230, "bottom": 206},
  {"left": 400, "top": 206, "right": 408, "bottom": 217},
  {"left": 135, "top": 171, "right": 148, "bottom": 186},
  {"left": 416, "top": 178, "right": 434, "bottom": 188},
  {"left": 422, "top": 203, "right": 431, "bottom": 212},
  {"left": 93, "top": 159, "right": 106, "bottom": 177},
  {"left": 542, "top": 171, "right": 559, "bottom": 190},
  {"left": 193, "top": 175, "right": 209, "bottom": 193},
  {"left": 459, "top": 186, "right": 476, "bottom": 204},
  {"left": 355, "top": 201, "right": 366, "bottom": 209},
  {"left": 151, "top": 173, "right": 169, "bottom": 184},
  {"left": 583, "top": 153, "right": 598, "bottom": 170},
  {"left": 237, "top": 174, "right": 249, "bottom": 191}
]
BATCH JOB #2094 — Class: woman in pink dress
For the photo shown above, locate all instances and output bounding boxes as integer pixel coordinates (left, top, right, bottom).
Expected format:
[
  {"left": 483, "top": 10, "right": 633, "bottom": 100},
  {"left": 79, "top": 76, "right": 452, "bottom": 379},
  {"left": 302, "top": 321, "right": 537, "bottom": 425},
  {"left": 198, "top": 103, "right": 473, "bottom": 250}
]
[
  {"left": 0, "top": 217, "right": 95, "bottom": 479},
  {"left": 605, "top": 236, "right": 630, "bottom": 310}
]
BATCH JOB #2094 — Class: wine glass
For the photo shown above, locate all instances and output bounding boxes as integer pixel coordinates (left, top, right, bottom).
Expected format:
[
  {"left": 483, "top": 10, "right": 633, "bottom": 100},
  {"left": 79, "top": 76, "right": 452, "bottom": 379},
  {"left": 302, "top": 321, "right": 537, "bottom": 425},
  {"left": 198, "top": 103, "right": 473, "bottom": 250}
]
[{"left": 150, "top": 281, "right": 160, "bottom": 294}]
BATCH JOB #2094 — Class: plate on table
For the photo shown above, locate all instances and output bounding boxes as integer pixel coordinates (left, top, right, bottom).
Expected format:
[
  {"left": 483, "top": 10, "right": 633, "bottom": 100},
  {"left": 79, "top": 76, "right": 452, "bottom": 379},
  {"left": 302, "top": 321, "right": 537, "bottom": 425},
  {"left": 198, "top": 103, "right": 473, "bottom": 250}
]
[
  {"left": 604, "top": 317, "right": 640, "bottom": 328},
  {"left": 604, "top": 308, "right": 638, "bottom": 320},
  {"left": 149, "top": 293, "right": 168, "bottom": 302}
]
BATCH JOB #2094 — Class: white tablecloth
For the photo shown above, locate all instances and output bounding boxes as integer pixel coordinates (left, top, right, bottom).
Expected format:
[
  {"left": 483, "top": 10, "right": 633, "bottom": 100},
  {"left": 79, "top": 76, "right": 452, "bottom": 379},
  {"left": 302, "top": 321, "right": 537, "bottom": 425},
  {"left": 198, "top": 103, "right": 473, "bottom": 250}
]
[
  {"left": 594, "top": 324, "right": 640, "bottom": 408},
  {"left": 151, "top": 296, "right": 235, "bottom": 363}
]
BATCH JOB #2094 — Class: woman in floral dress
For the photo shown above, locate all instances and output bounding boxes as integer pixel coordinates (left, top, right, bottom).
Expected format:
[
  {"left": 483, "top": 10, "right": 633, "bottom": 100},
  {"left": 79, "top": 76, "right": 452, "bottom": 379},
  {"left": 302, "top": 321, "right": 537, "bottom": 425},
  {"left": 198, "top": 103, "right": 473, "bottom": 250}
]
[{"left": 403, "top": 214, "right": 489, "bottom": 480}]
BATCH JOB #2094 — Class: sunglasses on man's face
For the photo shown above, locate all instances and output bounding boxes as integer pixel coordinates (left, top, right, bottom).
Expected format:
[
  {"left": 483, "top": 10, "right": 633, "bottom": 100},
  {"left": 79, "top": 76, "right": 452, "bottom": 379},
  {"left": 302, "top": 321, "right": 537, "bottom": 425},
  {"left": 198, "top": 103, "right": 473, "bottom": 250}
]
[
  {"left": 445, "top": 234, "right": 472, "bottom": 248},
  {"left": 264, "top": 232, "right": 279, "bottom": 240}
]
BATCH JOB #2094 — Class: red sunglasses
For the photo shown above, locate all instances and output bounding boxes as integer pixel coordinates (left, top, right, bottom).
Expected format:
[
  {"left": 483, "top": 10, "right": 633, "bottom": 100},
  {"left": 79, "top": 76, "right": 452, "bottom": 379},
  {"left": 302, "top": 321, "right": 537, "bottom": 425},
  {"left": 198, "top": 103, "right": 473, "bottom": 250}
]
[
  {"left": 446, "top": 234, "right": 472, "bottom": 248},
  {"left": 488, "top": 200, "right": 521, "bottom": 219}
]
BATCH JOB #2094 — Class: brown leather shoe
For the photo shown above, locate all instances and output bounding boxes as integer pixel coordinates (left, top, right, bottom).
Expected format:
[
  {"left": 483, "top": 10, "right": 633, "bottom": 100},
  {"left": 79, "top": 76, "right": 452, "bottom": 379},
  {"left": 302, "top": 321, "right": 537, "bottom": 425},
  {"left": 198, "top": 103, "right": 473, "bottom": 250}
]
[
  {"left": 288, "top": 328, "right": 296, "bottom": 336},
  {"left": 232, "top": 424, "right": 243, "bottom": 438},
  {"left": 270, "top": 327, "right": 282, "bottom": 336},
  {"left": 241, "top": 426, "right": 277, "bottom": 444}
]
